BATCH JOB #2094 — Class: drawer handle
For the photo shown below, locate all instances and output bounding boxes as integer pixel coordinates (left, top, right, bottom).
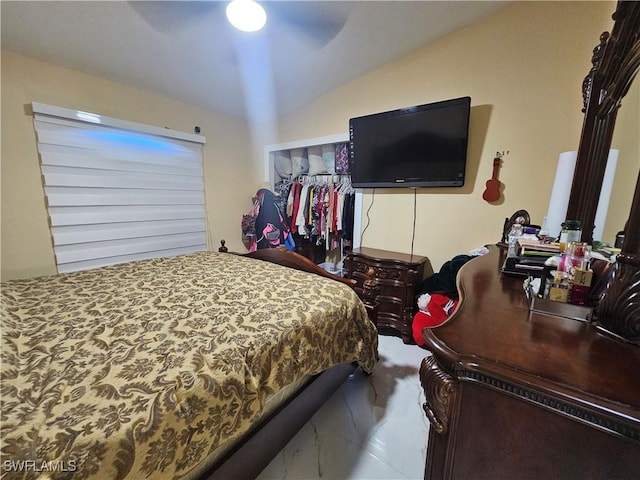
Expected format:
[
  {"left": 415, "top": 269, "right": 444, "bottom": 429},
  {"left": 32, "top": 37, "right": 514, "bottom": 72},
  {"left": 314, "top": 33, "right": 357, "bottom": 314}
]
[
  {"left": 362, "top": 268, "right": 379, "bottom": 304},
  {"left": 374, "top": 268, "right": 402, "bottom": 280}
]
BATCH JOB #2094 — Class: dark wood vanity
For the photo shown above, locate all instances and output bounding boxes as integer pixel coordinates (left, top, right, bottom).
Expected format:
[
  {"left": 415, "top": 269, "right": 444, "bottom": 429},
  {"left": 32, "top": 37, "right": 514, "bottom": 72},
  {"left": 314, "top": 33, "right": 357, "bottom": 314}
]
[
  {"left": 420, "top": 3, "right": 639, "bottom": 478},
  {"left": 421, "top": 245, "right": 639, "bottom": 479}
]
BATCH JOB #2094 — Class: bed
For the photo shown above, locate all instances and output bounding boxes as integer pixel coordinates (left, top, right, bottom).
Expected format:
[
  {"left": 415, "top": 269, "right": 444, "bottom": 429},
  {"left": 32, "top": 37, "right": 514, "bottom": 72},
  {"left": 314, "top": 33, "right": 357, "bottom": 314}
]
[{"left": 0, "top": 247, "right": 378, "bottom": 479}]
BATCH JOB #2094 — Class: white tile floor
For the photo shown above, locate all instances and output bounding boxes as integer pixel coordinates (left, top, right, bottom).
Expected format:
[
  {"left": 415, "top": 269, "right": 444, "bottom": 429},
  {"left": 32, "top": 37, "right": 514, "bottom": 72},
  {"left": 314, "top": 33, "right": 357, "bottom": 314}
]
[{"left": 257, "top": 335, "right": 431, "bottom": 480}]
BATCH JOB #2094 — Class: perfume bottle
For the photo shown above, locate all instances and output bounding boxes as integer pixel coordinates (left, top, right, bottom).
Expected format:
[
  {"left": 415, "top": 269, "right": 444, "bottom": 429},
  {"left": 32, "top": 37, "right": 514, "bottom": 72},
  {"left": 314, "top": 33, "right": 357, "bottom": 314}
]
[{"left": 507, "top": 223, "right": 523, "bottom": 258}]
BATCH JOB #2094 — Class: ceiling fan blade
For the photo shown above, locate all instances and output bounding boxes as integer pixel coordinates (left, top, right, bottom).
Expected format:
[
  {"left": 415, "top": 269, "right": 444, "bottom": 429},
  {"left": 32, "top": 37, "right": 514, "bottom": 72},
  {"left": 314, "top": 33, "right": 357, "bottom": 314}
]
[
  {"left": 129, "top": 1, "right": 221, "bottom": 32},
  {"left": 266, "top": 1, "right": 353, "bottom": 47},
  {"left": 129, "top": 0, "right": 352, "bottom": 47}
]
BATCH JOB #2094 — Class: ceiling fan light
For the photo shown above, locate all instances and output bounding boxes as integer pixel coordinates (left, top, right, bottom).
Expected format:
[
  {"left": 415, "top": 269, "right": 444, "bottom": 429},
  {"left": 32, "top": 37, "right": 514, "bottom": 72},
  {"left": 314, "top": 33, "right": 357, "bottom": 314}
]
[{"left": 226, "top": 0, "right": 267, "bottom": 32}]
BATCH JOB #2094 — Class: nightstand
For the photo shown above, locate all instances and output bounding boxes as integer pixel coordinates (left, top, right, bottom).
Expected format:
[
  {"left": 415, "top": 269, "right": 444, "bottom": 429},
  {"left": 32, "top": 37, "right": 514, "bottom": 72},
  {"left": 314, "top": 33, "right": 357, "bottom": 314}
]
[{"left": 344, "top": 247, "right": 431, "bottom": 343}]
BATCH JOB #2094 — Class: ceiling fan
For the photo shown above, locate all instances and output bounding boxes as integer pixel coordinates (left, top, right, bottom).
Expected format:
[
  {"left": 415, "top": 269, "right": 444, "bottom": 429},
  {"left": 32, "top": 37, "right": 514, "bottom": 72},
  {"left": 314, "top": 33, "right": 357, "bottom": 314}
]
[{"left": 128, "top": 0, "right": 353, "bottom": 47}]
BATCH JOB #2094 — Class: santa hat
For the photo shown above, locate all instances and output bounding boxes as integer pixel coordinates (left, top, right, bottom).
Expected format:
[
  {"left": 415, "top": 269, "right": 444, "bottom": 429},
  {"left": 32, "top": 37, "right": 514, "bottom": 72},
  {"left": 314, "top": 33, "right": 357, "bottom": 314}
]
[{"left": 412, "top": 293, "right": 458, "bottom": 345}]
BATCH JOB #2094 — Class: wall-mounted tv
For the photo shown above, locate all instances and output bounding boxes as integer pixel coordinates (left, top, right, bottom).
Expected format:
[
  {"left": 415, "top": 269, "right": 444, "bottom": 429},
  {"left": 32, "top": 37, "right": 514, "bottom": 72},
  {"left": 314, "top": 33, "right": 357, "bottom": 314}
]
[{"left": 349, "top": 96, "right": 471, "bottom": 188}]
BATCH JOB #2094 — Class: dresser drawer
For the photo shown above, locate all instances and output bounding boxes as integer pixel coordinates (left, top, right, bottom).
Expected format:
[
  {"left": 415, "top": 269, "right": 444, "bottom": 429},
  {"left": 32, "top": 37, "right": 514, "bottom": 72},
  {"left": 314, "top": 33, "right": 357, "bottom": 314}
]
[
  {"left": 349, "top": 259, "right": 410, "bottom": 284},
  {"left": 345, "top": 248, "right": 430, "bottom": 344}
]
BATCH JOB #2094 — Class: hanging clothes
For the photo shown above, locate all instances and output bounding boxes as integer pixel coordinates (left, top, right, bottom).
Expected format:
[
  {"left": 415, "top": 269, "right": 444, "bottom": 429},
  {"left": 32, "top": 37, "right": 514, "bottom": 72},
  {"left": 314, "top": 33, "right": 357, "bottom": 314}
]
[
  {"left": 284, "top": 175, "right": 355, "bottom": 251},
  {"left": 295, "top": 183, "right": 310, "bottom": 236},
  {"left": 252, "top": 188, "right": 295, "bottom": 252},
  {"left": 342, "top": 192, "right": 355, "bottom": 241},
  {"left": 274, "top": 181, "right": 291, "bottom": 215}
]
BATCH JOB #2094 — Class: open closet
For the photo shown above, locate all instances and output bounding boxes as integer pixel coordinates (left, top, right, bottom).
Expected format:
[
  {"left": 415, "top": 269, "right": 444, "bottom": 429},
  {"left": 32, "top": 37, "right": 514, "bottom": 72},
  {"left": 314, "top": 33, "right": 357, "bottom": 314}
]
[{"left": 264, "top": 134, "right": 362, "bottom": 274}]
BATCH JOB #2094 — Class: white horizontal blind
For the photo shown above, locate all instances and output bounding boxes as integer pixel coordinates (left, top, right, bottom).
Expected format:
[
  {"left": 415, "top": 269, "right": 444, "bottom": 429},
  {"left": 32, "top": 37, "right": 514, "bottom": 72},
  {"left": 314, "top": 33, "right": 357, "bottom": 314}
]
[{"left": 33, "top": 103, "right": 207, "bottom": 273}]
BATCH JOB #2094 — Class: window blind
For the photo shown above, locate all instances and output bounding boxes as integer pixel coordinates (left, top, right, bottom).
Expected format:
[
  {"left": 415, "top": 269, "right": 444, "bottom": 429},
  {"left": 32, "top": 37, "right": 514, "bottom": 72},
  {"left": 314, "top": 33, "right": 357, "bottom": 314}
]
[{"left": 32, "top": 103, "right": 207, "bottom": 273}]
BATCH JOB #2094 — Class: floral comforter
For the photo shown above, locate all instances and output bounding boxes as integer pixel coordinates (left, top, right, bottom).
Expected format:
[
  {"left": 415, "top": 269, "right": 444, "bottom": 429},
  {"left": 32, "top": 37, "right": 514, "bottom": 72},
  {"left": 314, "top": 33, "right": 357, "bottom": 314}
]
[{"left": 0, "top": 252, "right": 378, "bottom": 479}]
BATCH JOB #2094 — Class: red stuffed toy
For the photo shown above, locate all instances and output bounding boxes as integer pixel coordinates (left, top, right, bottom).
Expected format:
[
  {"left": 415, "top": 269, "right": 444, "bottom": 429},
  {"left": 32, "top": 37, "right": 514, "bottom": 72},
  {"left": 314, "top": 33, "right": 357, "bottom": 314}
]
[{"left": 412, "top": 293, "right": 458, "bottom": 345}]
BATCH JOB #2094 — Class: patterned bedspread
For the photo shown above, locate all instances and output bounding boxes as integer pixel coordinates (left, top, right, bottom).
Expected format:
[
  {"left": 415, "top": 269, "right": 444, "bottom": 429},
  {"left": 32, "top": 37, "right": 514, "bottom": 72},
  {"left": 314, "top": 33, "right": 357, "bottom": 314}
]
[{"left": 0, "top": 252, "right": 378, "bottom": 479}]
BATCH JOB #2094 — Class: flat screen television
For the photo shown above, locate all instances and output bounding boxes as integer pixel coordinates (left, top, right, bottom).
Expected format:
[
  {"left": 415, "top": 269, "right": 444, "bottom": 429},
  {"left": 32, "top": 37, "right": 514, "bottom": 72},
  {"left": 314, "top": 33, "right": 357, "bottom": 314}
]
[{"left": 349, "top": 96, "right": 471, "bottom": 188}]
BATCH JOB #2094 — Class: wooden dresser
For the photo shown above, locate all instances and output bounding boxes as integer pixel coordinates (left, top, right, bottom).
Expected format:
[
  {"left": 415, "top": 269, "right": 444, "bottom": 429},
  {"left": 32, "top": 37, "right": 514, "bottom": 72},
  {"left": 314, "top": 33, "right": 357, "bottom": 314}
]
[
  {"left": 420, "top": 245, "right": 640, "bottom": 479},
  {"left": 344, "top": 247, "right": 431, "bottom": 343}
]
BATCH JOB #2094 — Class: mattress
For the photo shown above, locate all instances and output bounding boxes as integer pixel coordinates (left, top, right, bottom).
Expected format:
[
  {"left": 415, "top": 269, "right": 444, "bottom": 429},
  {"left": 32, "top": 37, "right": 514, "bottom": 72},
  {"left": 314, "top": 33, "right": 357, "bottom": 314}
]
[{"left": 1, "top": 252, "right": 378, "bottom": 479}]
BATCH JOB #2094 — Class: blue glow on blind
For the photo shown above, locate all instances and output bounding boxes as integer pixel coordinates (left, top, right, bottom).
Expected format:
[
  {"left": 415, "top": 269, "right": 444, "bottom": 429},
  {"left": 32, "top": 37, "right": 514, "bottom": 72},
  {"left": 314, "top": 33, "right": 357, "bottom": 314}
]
[{"left": 87, "top": 131, "right": 190, "bottom": 153}]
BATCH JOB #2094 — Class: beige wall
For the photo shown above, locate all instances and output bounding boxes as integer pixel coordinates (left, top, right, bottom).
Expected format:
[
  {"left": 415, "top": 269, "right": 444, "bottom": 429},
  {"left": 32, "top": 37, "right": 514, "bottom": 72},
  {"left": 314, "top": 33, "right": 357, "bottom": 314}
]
[
  {"left": 1, "top": 51, "right": 256, "bottom": 280},
  {"left": 2, "top": 1, "right": 634, "bottom": 279},
  {"left": 273, "top": 1, "right": 626, "bottom": 271}
]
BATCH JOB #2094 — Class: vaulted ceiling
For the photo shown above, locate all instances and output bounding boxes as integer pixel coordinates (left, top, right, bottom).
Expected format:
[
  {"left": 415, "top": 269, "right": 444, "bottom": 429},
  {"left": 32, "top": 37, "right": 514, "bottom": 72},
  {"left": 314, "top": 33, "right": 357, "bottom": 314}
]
[{"left": 1, "top": 1, "right": 509, "bottom": 120}]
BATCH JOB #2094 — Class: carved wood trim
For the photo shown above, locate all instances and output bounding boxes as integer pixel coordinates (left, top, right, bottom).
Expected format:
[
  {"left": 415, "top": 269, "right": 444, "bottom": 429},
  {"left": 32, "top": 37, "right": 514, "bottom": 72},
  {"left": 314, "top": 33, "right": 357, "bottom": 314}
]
[
  {"left": 581, "top": 32, "right": 608, "bottom": 113},
  {"left": 458, "top": 369, "right": 640, "bottom": 443},
  {"left": 568, "top": 2, "right": 640, "bottom": 242},
  {"left": 240, "top": 245, "right": 357, "bottom": 289},
  {"left": 420, "top": 356, "right": 458, "bottom": 434},
  {"left": 596, "top": 252, "right": 640, "bottom": 342},
  {"left": 419, "top": 343, "right": 640, "bottom": 444},
  {"left": 566, "top": 1, "right": 640, "bottom": 343},
  {"left": 362, "top": 267, "right": 379, "bottom": 304}
]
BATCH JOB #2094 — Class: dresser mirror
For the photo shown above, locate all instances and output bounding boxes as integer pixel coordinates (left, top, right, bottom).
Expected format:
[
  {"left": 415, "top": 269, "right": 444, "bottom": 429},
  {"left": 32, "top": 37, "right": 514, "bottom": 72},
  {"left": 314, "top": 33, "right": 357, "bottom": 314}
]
[
  {"left": 604, "top": 79, "right": 639, "bottom": 243},
  {"left": 565, "top": 1, "right": 639, "bottom": 343}
]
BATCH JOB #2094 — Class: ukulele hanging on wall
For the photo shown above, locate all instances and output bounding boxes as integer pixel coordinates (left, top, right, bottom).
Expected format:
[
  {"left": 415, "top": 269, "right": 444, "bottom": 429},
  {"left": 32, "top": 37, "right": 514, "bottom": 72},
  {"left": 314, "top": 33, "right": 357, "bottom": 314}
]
[{"left": 482, "top": 154, "right": 503, "bottom": 203}]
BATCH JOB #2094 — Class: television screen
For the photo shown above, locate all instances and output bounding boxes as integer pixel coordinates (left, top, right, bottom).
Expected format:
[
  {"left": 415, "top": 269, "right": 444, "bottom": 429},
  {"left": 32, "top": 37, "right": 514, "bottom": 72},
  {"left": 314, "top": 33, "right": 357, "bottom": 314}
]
[{"left": 349, "top": 96, "right": 471, "bottom": 188}]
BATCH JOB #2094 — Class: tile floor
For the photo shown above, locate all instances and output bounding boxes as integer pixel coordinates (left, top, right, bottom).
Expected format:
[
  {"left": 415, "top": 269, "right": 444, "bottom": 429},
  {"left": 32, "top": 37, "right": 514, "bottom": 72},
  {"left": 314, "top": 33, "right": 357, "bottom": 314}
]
[{"left": 257, "top": 335, "right": 431, "bottom": 480}]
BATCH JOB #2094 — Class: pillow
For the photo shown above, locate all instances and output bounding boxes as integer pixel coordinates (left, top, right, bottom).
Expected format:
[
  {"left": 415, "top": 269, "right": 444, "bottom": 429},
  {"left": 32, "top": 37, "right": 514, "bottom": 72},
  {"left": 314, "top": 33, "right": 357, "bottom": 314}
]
[
  {"left": 321, "top": 144, "right": 336, "bottom": 174},
  {"left": 274, "top": 150, "right": 292, "bottom": 179},
  {"left": 307, "top": 145, "right": 327, "bottom": 175},
  {"left": 291, "top": 148, "right": 309, "bottom": 177}
]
